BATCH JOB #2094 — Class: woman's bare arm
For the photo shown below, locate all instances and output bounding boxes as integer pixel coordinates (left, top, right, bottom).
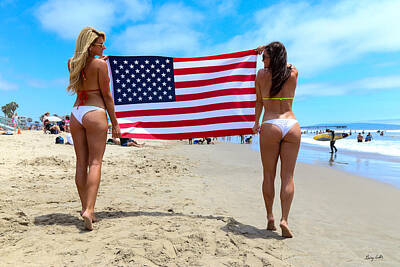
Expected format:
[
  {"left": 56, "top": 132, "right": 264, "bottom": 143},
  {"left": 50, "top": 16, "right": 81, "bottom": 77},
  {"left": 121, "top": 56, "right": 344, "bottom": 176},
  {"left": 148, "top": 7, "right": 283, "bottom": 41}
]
[
  {"left": 253, "top": 70, "right": 264, "bottom": 134},
  {"left": 97, "top": 59, "right": 121, "bottom": 138}
]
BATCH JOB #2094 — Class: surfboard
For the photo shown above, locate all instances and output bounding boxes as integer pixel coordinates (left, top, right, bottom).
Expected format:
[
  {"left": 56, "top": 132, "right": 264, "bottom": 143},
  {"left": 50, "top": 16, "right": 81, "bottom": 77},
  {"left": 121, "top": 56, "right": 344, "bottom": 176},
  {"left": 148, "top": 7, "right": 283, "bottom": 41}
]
[{"left": 313, "top": 133, "right": 349, "bottom": 141}]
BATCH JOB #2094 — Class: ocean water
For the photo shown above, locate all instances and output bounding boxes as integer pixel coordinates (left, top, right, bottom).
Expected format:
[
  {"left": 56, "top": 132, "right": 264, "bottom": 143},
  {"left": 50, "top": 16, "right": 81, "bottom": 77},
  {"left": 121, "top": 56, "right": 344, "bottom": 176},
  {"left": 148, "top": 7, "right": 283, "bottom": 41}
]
[
  {"left": 301, "top": 130, "right": 400, "bottom": 158},
  {"left": 218, "top": 126, "right": 400, "bottom": 188}
]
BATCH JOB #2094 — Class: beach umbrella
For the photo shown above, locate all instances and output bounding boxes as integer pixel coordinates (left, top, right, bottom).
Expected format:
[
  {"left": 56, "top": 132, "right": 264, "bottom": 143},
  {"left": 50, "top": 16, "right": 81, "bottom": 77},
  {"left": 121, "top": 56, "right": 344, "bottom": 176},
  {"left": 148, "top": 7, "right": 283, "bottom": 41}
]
[{"left": 46, "top": 116, "right": 62, "bottom": 122}]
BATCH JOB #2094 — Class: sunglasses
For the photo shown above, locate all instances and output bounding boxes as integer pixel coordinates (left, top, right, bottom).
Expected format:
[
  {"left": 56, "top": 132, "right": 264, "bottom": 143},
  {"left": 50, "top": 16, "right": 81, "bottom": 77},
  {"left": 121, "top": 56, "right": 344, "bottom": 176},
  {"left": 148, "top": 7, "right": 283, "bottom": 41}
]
[{"left": 92, "top": 43, "right": 105, "bottom": 48}]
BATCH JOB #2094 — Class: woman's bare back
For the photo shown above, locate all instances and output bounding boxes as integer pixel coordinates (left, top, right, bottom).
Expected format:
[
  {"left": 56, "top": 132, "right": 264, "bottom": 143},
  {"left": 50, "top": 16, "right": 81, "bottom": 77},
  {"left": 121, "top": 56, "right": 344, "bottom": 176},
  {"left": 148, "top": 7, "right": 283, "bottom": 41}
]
[
  {"left": 70, "top": 58, "right": 106, "bottom": 108},
  {"left": 256, "top": 66, "right": 298, "bottom": 120}
]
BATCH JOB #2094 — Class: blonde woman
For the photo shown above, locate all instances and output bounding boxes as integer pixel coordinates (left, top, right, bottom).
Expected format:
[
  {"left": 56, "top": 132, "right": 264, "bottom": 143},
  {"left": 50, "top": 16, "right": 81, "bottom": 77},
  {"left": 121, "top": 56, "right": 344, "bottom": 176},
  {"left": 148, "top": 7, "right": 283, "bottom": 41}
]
[
  {"left": 253, "top": 42, "right": 300, "bottom": 238},
  {"left": 67, "top": 27, "right": 121, "bottom": 230}
]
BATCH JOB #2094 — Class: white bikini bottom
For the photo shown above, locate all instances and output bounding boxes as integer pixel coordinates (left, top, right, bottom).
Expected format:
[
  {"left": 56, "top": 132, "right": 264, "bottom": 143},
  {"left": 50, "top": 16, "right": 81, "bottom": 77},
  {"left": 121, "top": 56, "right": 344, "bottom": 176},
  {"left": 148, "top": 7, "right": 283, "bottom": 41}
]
[
  {"left": 71, "top": 106, "right": 105, "bottom": 125},
  {"left": 262, "top": 119, "right": 298, "bottom": 139}
]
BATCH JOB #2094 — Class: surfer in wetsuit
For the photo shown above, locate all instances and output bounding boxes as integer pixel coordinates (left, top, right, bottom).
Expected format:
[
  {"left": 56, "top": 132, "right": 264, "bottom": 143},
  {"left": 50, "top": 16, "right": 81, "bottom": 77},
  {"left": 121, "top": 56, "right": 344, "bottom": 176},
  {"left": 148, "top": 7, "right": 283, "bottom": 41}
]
[{"left": 327, "top": 129, "right": 337, "bottom": 153}]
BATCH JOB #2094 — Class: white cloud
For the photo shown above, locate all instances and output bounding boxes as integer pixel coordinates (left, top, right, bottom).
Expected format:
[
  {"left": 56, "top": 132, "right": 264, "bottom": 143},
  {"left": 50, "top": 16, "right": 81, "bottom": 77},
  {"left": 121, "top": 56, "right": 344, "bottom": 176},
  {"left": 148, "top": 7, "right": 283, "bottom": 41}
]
[
  {"left": 217, "top": 0, "right": 400, "bottom": 76},
  {"left": 35, "top": 0, "right": 151, "bottom": 39},
  {"left": 0, "top": 76, "right": 18, "bottom": 91},
  {"left": 216, "top": 0, "right": 238, "bottom": 14},
  {"left": 297, "top": 75, "right": 400, "bottom": 97},
  {"left": 113, "top": 3, "right": 204, "bottom": 55},
  {"left": 200, "top": 0, "right": 239, "bottom": 15}
]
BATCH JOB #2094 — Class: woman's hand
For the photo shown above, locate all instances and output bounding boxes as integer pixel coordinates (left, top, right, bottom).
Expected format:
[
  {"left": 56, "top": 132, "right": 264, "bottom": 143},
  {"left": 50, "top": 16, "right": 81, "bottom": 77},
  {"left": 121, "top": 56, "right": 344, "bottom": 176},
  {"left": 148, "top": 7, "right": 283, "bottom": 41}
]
[
  {"left": 112, "top": 124, "right": 121, "bottom": 138},
  {"left": 252, "top": 123, "right": 260, "bottom": 134},
  {"left": 256, "top": 45, "right": 266, "bottom": 55}
]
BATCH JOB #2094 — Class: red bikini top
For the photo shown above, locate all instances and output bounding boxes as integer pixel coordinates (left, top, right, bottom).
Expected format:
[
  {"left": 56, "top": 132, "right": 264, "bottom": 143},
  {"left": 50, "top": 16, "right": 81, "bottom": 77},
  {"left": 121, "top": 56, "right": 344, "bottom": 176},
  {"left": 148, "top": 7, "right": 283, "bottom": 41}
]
[
  {"left": 73, "top": 68, "right": 110, "bottom": 107},
  {"left": 76, "top": 70, "right": 101, "bottom": 107}
]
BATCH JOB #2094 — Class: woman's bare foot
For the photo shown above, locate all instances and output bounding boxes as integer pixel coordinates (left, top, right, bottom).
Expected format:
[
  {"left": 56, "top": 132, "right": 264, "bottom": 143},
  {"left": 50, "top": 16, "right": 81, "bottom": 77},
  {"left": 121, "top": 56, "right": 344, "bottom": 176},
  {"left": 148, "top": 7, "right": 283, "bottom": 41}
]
[
  {"left": 280, "top": 220, "right": 293, "bottom": 238},
  {"left": 267, "top": 215, "right": 276, "bottom": 230},
  {"left": 267, "top": 220, "right": 276, "bottom": 231},
  {"left": 80, "top": 210, "right": 98, "bottom": 222},
  {"left": 81, "top": 211, "right": 93, "bottom": 231}
]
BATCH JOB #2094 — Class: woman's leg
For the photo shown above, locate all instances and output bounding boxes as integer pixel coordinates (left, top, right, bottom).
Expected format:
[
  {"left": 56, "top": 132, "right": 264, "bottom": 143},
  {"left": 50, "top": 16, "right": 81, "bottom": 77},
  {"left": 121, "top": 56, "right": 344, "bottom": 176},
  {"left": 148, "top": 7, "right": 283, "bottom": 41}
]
[
  {"left": 259, "top": 123, "right": 282, "bottom": 230},
  {"left": 279, "top": 123, "right": 301, "bottom": 237},
  {"left": 81, "top": 109, "right": 108, "bottom": 230},
  {"left": 70, "top": 114, "right": 89, "bottom": 215}
]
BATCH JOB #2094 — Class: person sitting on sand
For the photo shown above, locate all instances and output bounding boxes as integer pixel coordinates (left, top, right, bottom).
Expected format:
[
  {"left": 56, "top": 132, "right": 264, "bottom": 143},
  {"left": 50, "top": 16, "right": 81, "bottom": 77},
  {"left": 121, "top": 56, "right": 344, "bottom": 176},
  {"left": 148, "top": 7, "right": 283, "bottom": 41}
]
[
  {"left": 253, "top": 42, "right": 300, "bottom": 238},
  {"left": 67, "top": 27, "right": 121, "bottom": 230},
  {"left": 49, "top": 123, "right": 61, "bottom": 134},
  {"left": 110, "top": 137, "right": 145, "bottom": 148},
  {"left": 193, "top": 139, "right": 205, "bottom": 144},
  {"left": 42, "top": 112, "right": 50, "bottom": 132},
  {"left": 204, "top": 137, "right": 214, "bottom": 144},
  {"left": 43, "top": 119, "right": 51, "bottom": 133}
]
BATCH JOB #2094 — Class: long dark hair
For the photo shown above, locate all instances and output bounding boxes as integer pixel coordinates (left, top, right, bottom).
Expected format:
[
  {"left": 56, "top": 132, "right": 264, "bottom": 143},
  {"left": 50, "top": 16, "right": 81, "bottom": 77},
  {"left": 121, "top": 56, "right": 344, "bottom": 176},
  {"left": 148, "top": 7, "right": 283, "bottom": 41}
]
[{"left": 263, "top": 42, "right": 292, "bottom": 97}]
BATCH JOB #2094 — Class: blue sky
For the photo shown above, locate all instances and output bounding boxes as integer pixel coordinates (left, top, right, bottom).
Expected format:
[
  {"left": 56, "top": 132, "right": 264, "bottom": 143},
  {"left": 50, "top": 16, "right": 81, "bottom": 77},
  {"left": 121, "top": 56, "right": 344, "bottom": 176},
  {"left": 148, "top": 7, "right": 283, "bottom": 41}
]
[{"left": 0, "top": 0, "right": 399, "bottom": 126}]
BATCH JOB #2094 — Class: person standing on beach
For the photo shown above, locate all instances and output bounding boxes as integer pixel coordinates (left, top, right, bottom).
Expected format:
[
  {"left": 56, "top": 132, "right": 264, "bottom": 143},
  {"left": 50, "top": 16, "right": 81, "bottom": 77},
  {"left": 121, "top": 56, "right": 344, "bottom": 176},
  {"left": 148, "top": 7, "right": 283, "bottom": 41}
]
[
  {"left": 67, "top": 27, "right": 121, "bottom": 230},
  {"left": 253, "top": 42, "right": 300, "bottom": 238},
  {"left": 12, "top": 112, "right": 19, "bottom": 132},
  {"left": 327, "top": 129, "right": 337, "bottom": 153}
]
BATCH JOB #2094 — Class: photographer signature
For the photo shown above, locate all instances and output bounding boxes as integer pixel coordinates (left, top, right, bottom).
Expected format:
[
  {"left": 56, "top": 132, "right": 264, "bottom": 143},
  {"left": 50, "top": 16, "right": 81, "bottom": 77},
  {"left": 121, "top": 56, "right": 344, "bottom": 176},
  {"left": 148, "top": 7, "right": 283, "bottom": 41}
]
[{"left": 365, "top": 254, "right": 383, "bottom": 261}]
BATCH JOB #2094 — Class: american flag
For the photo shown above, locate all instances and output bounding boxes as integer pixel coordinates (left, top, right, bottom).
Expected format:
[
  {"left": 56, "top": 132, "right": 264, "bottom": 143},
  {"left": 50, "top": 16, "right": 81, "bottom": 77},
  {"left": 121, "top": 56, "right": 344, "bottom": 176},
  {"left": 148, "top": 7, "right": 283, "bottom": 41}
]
[{"left": 107, "top": 49, "right": 257, "bottom": 140}]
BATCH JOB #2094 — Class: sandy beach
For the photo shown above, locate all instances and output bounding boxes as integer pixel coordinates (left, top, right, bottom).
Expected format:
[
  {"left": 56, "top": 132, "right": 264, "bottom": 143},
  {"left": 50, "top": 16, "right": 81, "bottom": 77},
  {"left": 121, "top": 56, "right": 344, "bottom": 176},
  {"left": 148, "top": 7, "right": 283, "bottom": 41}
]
[{"left": 1, "top": 131, "right": 399, "bottom": 266}]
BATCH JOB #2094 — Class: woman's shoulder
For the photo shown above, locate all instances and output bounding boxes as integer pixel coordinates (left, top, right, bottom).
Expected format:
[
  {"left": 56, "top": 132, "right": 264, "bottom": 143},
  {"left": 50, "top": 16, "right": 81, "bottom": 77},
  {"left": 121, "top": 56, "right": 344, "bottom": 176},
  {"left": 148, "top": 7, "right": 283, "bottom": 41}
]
[
  {"left": 256, "top": 68, "right": 271, "bottom": 77},
  {"left": 93, "top": 58, "right": 107, "bottom": 66},
  {"left": 90, "top": 58, "right": 108, "bottom": 71}
]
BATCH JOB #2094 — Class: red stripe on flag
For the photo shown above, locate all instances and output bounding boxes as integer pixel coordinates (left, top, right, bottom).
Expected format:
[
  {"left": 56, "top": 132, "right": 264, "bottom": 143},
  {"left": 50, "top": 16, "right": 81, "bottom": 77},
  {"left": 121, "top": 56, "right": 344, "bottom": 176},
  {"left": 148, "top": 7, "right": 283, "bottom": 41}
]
[
  {"left": 173, "top": 50, "right": 257, "bottom": 62},
  {"left": 176, "top": 88, "right": 255, "bottom": 101},
  {"left": 175, "top": 75, "right": 256, "bottom": 88},
  {"left": 173, "top": 61, "right": 256, "bottom": 75},
  {"left": 121, "top": 128, "right": 254, "bottom": 140},
  {"left": 119, "top": 115, "right": 255, "bottom": 129},
  {"left": 116, "top": 101, "right": 256, "bottom": 118}
]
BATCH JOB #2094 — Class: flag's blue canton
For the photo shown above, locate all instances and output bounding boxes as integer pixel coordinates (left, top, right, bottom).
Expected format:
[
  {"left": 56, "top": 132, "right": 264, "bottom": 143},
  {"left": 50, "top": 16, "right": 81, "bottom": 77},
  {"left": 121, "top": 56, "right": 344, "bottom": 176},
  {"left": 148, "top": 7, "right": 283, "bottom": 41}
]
[{"left": 109, "top": 56, "right": 176, "bottom": 105}]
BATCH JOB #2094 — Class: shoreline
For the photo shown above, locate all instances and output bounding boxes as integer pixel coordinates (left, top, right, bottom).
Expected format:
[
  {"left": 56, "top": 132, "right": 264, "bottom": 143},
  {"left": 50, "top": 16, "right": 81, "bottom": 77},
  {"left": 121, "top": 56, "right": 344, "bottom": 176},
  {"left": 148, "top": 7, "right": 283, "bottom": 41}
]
[
  {"left": 1, "top": 132, "right": 400, "bottom": 265},
  {"left": 298, "top": 143, "right": 400, "bottom": 188},
  {"left": 218, "top": 135, "right": 400, "bottom": 188}
]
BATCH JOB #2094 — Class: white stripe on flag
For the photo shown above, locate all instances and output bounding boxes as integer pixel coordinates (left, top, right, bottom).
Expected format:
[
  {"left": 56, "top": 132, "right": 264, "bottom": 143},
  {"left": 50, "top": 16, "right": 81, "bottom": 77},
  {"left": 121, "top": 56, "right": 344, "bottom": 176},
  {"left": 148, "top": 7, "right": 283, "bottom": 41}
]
[
  {"left": 174, "top": 68, "right": 255, "bottom": 82},
  {"left": 115, "top": 95, "right": 256, "bottom": 112},
  {"left": 175, "top": 81, "right": 254, "bottom": 95},
  {"left": 123, "top": 121, "right": 254, "bottom": 134},
  {"left": 117, "top": 108, "right": 255, "bottom": 123}
]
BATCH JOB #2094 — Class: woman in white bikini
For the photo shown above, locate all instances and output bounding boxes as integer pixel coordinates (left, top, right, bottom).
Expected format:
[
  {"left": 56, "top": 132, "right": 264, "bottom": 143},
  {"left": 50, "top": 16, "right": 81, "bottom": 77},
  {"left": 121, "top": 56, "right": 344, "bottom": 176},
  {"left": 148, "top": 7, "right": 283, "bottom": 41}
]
[
  {"left": 67, "top": 27, "right": 121, "bottom": 230},
  {"left": 253, "top": 42, "right": 300, "bottom": 238}
]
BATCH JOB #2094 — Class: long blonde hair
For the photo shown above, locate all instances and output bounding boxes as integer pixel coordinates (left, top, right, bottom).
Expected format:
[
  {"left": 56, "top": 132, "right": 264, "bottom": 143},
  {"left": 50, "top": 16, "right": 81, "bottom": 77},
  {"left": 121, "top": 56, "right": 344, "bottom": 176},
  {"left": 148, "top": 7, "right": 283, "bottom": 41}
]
[{"left": 67, "top": 27, "right": 105, "bottom": 93}]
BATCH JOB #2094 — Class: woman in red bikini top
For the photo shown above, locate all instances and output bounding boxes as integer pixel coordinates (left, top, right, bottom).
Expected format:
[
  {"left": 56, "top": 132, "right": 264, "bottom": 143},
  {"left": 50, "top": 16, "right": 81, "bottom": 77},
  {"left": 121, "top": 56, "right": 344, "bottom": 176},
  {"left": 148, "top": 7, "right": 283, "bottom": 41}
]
[{"left": 66, "top": 26, "right": 121, "bottom": 231}]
